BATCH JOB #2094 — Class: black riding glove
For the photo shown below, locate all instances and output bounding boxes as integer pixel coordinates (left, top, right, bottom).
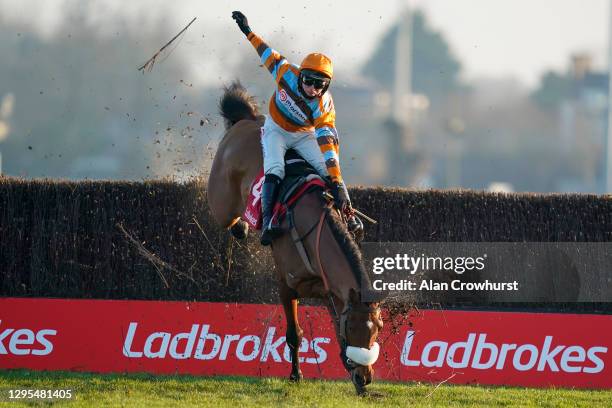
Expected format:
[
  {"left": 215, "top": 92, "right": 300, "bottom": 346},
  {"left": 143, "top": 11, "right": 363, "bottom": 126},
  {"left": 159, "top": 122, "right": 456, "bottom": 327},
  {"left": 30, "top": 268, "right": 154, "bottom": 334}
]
[
  {"left": 347, "top": 214, "right": 364, "bottom": 240},
  {"left": 231, "top": 11, "right": 252, "bottom": 36},
  {"left": 331, "top": 181, "right": 351, "bottom": 213}
]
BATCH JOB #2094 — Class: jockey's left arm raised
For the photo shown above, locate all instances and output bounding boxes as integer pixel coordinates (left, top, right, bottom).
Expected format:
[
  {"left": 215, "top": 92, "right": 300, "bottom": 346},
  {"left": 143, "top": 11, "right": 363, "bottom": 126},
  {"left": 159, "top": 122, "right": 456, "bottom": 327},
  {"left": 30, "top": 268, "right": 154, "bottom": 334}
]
[
  {"left": 232, "top": 11, "right": 288, "bottom": 83},
  {"left": 247, "top": 33, "right": 289, "bottom": 82}
]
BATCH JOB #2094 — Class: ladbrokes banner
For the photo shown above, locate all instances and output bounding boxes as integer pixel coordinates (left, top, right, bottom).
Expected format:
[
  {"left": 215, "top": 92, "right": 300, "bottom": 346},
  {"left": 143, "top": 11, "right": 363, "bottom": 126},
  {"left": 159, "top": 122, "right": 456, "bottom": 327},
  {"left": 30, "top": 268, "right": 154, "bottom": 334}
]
[{"left": 0, "top": 298, "right": 610, "bottom": 389}]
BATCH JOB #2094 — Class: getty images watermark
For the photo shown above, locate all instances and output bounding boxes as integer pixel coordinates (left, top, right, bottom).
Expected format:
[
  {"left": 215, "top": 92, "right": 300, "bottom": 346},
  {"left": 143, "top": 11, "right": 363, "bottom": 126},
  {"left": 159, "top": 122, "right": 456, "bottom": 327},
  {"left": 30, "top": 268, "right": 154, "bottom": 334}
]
[
  {"left": 360, "top": 242, "right": 612, "bottom": 303},
  {"left": 371, "top": 252, "right": 518, "bottom": 292}
]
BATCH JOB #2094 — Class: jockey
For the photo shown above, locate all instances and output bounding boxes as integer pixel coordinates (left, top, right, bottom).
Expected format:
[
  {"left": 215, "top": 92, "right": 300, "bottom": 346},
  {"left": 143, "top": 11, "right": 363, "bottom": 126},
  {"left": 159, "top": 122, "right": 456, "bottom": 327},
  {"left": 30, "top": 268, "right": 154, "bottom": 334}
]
[{"left": 231, "top": 11, "right": 358, "bottom": 246}]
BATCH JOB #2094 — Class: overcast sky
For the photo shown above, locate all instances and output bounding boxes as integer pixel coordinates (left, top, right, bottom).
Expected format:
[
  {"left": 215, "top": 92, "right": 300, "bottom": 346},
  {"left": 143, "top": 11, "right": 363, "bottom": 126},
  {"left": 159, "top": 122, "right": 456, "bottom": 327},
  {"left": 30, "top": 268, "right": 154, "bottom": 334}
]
[{"left": 1, "top": 0, "right": 609, "bottom": 89}]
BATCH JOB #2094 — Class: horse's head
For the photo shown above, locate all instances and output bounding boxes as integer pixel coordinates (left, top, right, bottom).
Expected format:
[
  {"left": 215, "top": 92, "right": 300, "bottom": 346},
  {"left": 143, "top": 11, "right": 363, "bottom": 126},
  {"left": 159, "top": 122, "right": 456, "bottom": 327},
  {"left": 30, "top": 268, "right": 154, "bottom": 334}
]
[{"left": 340, "top": 288, "right": 383, "bottom": 395}]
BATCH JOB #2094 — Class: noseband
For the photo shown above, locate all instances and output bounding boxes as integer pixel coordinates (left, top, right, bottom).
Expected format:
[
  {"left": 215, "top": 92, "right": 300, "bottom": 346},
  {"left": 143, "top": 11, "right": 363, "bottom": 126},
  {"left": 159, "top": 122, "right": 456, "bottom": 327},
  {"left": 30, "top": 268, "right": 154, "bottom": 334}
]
[{"left": 339, "top": 302, "right": 381, "bottom": 370}]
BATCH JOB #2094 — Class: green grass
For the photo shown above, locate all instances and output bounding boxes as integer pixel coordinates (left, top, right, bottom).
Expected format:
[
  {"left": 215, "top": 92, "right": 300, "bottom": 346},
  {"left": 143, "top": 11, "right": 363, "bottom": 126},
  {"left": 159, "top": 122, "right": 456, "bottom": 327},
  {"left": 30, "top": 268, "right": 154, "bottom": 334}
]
[{"left": 0, "top": 370, "right": 610, "bottom": 407}]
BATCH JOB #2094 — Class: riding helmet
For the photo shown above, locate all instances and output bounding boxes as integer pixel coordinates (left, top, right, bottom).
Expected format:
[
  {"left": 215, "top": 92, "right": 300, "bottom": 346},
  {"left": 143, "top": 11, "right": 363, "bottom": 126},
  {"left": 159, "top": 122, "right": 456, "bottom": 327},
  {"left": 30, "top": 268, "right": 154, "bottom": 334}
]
[{"left": 299, "top": 53, "right": 333, "bottom": 98}]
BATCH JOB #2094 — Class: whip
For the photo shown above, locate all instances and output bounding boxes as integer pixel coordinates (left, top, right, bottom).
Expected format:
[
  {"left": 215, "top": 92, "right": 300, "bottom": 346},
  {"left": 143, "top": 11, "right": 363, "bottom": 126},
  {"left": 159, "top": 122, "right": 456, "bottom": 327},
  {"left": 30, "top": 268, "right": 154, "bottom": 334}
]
[{"left": 322, "top": 191, "right": 378, "bottom": 224}]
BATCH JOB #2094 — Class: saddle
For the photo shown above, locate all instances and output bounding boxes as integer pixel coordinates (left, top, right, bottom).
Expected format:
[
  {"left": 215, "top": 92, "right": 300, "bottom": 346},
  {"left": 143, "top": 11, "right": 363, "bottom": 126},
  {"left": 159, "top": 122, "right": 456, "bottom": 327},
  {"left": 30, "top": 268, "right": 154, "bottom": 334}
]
[{"left": 243, "top": 149, "right": 326, "bottom": 231}]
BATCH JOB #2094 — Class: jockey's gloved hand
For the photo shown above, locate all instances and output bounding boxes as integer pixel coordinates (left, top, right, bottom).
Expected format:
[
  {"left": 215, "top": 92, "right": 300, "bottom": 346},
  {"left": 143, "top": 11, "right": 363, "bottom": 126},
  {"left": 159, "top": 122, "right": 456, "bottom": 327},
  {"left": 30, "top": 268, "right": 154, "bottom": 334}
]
[
  {"left": 331, "top": 181, "right": 351, "bottom": 213},
  {"left": 347, "top": 214, "right": 364, "bottom": 240},
  {"left": 231, "top": 11, "right": 252, "bottom": 35}
]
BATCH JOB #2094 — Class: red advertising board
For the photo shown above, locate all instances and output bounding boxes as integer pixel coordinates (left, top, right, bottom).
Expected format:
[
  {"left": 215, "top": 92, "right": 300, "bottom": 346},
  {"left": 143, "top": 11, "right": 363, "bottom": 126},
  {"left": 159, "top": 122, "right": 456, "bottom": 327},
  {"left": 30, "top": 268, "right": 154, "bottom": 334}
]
[{"left": 0, "top": 298, "right": 610, "bottom": 389}]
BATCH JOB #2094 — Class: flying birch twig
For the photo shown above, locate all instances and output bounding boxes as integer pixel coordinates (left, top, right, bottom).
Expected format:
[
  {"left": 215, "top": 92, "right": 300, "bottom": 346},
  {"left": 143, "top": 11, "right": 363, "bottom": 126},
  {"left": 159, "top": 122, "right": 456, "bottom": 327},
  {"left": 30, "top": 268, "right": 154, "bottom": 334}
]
[{"left": 138, "top": 17, "right": 197, "bottom": 73}]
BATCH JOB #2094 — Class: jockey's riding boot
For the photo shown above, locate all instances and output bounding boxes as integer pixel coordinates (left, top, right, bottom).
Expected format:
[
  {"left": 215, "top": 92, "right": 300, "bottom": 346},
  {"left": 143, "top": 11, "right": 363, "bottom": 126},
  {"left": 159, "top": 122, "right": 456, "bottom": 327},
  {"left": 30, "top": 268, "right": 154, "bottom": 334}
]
[{"left": 260, "top": 174, "right": 282, "bottom": 246}]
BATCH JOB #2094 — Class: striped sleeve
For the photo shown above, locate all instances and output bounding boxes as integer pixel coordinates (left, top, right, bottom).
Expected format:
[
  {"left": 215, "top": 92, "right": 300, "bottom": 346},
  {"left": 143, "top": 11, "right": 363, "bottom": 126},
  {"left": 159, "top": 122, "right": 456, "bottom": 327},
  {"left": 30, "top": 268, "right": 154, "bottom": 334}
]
[
  {"left": 313, "top": 94, "right": 342, "bottom": 183},
  {"left": 247, "top": 32, "right": 289, "bottom": 82}
]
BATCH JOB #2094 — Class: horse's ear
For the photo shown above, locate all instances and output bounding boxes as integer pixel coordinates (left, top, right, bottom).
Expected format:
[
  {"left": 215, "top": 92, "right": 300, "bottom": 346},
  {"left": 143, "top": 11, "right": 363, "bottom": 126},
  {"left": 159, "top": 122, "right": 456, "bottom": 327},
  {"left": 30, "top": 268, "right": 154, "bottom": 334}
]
[{"left": 349, "top": 288, "right": 360, "bottom": 304}]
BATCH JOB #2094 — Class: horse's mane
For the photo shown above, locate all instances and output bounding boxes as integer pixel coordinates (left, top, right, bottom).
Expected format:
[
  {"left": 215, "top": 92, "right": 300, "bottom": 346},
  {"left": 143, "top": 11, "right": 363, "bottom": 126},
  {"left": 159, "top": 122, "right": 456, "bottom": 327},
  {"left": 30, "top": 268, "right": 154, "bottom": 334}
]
[
  {"left": 323, "top": 206, "right": 371, "bottom": 294},
  {"left": 218, "top": 81, "right": 259, "bottom": 130}
]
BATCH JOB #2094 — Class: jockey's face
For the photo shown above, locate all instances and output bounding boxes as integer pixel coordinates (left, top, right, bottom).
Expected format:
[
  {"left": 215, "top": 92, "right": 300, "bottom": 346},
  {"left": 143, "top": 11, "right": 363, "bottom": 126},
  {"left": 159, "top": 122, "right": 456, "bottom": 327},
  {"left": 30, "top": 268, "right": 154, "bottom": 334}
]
[{"left": 301, "top": 81, "right": 323, "bottom": 98}]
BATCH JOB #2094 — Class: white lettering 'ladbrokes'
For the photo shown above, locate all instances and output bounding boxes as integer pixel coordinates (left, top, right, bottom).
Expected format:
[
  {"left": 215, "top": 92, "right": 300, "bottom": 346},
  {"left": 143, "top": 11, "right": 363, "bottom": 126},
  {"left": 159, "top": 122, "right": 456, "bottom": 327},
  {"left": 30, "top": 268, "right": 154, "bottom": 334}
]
[
  {"left": 0, "top": 320, "right": 56, "bottom": 356},
  {"left": 122, "top": 322, "right": 330, "bottom": 364},
  {"left": 401, "top": 331, "right": 607, "bottom": 374}
]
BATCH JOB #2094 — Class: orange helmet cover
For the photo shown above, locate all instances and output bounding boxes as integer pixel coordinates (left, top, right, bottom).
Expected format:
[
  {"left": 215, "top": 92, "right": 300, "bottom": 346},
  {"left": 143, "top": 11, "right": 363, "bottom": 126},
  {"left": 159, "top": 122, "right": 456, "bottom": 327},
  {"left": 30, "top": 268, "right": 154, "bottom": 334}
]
[{"left": 300, "top": 53, "right": 333, "bottom": 79}]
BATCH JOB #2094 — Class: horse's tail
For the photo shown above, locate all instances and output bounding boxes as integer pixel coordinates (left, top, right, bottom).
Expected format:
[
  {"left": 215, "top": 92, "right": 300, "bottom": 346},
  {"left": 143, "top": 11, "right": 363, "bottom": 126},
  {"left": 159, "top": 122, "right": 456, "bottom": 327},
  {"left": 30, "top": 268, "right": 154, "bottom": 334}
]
[{"left": 219, "top": 80, "right": 259, "bottom": 130}]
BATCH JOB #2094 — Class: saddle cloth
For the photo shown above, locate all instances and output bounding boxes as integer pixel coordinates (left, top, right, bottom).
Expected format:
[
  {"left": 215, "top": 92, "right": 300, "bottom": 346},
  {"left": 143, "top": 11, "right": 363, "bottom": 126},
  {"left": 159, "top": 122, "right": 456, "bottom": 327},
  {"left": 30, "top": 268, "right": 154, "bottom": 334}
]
[{"left": 243, "top": 151, "right": 326, "bottom": 230}]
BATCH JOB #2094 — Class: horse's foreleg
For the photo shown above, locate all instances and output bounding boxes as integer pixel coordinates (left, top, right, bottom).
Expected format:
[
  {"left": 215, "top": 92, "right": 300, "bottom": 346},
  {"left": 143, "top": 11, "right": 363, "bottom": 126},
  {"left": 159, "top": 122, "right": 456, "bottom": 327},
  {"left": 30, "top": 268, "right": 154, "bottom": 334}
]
[
  {"left": 208, "top": 168, "right": 250, "bottom": 239},
  {"left": 279, "top": 282, "right": 303, "bottom": 382},
  {"left": 326, "top": 297, "right": 352, "bottom": 375}
]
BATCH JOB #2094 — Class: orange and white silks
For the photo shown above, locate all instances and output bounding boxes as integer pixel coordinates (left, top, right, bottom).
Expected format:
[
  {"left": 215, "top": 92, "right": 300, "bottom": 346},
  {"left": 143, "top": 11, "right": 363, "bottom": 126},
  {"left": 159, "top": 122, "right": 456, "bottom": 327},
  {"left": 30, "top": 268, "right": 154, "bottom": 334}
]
[{"left": 247, "top": 32, "right": 343, "bottom": 184}]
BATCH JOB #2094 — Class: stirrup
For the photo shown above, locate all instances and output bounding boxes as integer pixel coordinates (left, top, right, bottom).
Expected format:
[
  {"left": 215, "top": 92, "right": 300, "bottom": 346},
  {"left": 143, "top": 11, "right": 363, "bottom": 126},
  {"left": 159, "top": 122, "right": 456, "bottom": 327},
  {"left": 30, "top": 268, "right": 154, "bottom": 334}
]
[{"left": 261, "top": 222, "right": 282, "bottom": 246}]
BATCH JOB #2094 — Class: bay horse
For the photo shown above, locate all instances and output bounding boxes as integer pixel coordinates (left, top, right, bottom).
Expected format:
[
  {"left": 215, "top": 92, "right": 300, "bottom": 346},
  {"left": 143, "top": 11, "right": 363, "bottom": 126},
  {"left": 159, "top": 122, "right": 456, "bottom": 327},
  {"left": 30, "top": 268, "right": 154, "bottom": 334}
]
[{"left": 207, "top": 82, "right": 383, "bottom": 395}]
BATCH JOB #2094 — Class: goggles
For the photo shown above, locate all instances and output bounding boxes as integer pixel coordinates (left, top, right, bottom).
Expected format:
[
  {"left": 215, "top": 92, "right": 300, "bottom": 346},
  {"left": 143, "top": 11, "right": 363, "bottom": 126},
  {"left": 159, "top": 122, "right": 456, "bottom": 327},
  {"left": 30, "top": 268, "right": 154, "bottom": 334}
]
[{"left": 302, "top": 75, "right": 329, "bottom": 90}]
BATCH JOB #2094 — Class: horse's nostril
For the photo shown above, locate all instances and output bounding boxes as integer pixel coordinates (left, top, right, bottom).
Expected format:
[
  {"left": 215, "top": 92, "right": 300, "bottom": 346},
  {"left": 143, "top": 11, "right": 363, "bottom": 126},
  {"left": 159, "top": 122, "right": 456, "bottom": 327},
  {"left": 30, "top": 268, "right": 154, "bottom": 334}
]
[{"left": 352, "top": 372, "right": 366, "bottom": 387}]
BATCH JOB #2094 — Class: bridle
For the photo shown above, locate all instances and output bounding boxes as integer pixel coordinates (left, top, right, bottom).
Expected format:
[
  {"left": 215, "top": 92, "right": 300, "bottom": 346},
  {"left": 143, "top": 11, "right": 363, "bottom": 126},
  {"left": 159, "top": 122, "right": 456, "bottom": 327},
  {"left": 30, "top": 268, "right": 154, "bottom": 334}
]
[
  {"left": 338, "top": 300, "right": 382, "bottom": 370},
  {"left": 287, "top": 190, "right": 381, "bottom": 370}
]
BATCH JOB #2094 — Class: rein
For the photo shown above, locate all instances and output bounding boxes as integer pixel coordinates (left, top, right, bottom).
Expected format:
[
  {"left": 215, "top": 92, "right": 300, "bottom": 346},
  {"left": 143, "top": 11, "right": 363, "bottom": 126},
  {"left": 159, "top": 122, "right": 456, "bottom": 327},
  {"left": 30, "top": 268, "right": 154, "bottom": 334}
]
[
  {"left": 314, "top": 207, "right": 332, "bottom": 295},
  {"left": 288, "top": 196, "right": 339, "bottom": 317},
  {"left": 314, "top": 206, "right": 342, "bottom": 320}
]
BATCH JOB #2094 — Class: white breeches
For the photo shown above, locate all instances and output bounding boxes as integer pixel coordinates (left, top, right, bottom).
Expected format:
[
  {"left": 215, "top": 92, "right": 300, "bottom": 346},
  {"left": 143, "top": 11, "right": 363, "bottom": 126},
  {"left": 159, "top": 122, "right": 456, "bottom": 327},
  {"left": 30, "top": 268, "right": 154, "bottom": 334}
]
[{"left": 261, "top": 115, "right": 329, "bottom": 180}]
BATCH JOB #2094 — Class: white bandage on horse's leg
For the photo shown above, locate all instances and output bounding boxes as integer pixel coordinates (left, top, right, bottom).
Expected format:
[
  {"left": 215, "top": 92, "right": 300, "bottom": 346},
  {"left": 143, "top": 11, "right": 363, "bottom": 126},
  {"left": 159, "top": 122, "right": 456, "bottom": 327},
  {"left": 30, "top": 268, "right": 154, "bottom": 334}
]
[{"left": 345, "top": 342, "right": 380, "bottom": 366}]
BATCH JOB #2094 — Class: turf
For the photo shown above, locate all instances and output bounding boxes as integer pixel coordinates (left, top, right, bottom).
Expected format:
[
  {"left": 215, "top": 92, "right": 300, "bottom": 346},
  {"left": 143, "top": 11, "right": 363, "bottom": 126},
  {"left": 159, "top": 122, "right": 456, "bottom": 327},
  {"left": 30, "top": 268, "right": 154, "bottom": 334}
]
[{"left": 0, "top": 370, "right": 610, "bottom": 407}]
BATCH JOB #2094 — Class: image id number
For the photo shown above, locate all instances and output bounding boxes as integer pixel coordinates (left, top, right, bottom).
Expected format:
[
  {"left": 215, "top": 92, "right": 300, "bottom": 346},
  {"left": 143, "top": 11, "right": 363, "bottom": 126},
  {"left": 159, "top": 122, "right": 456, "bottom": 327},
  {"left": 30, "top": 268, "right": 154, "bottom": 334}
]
[{"left": 8, "top": 389, "right": 73, "bottom": 400}]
